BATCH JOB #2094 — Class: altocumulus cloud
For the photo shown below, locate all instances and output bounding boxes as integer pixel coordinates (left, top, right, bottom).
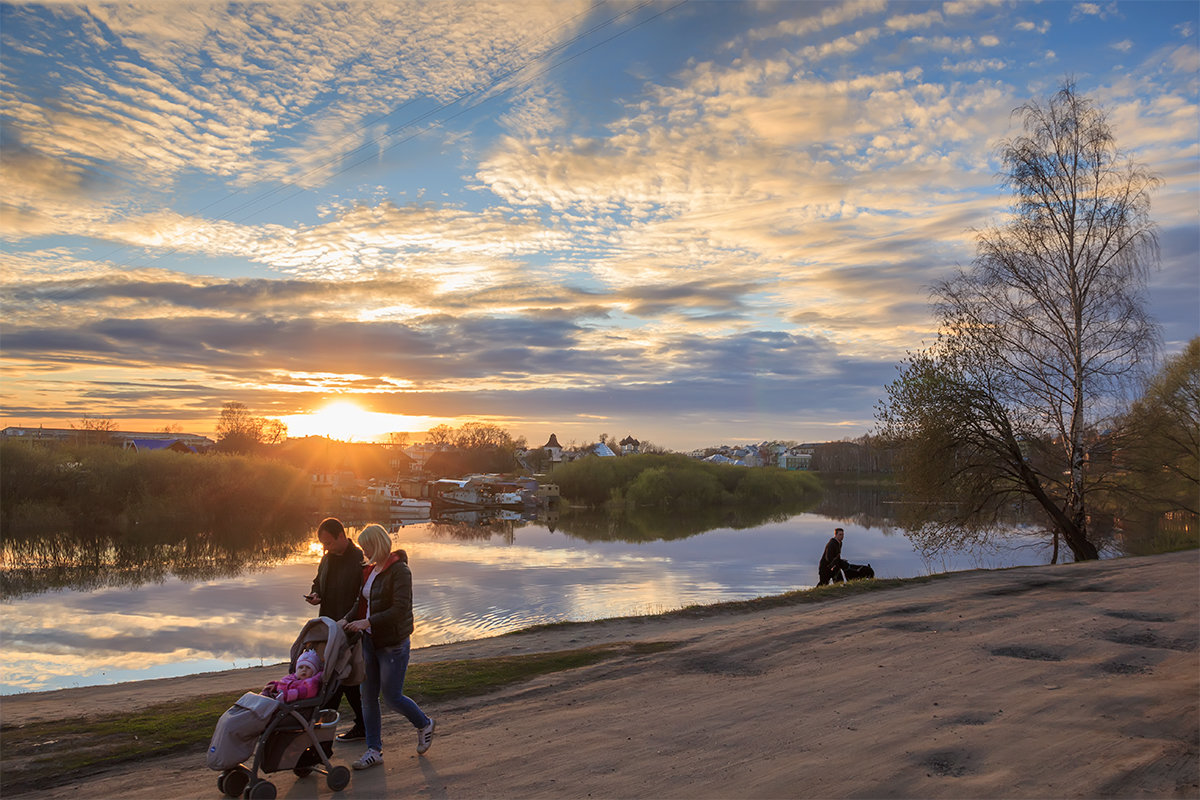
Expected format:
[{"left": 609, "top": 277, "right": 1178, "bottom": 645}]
[{"left": 0, "top": 1, "right": 1195, "bottom": 447}]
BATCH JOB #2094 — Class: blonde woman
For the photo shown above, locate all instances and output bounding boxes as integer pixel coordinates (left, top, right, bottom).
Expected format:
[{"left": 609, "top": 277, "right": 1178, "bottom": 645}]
[{"left": 340, "top": 524, "right": 434, "bottom": 770}]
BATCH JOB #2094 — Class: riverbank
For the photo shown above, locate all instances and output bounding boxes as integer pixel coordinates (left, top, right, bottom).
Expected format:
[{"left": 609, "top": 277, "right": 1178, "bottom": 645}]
[{"left": 3, "top": 550, "right": 1197, "bottom": 798}]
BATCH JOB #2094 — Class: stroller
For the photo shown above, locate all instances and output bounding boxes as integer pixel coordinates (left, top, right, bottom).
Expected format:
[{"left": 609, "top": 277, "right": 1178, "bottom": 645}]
[{"left": 206, "top": 617, "right": 362, "bottom": 799}]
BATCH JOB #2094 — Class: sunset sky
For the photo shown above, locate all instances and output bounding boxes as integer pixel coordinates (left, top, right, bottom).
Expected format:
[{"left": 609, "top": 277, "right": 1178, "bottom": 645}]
[{"left": 2, "top": 0, "right": 1197, "bottom": 450}]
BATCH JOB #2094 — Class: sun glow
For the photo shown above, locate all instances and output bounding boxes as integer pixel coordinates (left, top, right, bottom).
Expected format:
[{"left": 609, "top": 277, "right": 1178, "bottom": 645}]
[{"left": 278, "top": 401, "right": 450, "bottom": 443}]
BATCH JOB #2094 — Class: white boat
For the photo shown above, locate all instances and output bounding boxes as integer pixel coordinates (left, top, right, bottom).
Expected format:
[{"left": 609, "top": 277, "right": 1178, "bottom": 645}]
[
  {"left": 428, "top": 476, "right": 526, "bottom": 509},
  {"left": 343, "top": 484, "right": 432, "bottom": 517}
]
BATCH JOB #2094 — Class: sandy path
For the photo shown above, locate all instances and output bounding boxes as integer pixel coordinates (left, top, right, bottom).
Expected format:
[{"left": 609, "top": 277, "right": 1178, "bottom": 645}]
[{"left": 5, "top": 550, "right": 1198, "bottom": 799}]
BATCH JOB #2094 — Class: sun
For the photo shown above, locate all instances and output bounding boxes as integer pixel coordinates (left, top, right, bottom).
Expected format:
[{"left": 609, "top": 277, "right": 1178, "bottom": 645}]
[{"left": 279, "top": 401, "right": 444, "bottom": 443}]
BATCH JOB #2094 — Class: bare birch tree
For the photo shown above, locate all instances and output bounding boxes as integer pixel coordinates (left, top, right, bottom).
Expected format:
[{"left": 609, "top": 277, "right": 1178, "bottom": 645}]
[{"left": 877, "top": 81, "right": 1160, "bottom": 562}]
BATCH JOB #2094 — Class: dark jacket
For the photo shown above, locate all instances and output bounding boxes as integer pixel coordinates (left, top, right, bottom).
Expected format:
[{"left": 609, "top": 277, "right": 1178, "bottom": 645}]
[
  {"left": 343, "top": 550, "right": 414, "bottom": 648},
  {"left": 312, "top": 541, "right": 365, "bottom": 620},
  {"left": 818, "top": 536, "right": 846, "bottom": 580}
]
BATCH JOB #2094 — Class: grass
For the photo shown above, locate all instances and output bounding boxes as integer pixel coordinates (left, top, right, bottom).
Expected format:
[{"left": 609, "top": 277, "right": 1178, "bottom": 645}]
[
  {"left": 0, "top": 640, "right": 679, "bottom": 796},
  {"left": 512, "top": 573, "right": 946, "bottom": 636},
  {"left": 410, "top": 640, "right": 678, "bottom": 702}
]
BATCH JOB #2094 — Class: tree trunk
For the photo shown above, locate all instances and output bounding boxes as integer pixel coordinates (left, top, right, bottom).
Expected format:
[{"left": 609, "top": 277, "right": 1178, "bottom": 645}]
[
  {"left": 1015, "top": 457, "right": 1100, "bottom": 561},
  {"left": 1061, "top": 522, "right": 1100, "bottom": 561}
]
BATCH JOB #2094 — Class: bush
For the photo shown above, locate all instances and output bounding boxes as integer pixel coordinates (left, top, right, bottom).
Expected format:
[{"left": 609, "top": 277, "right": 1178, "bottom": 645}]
[
  {"left": 0, "top": 443, "right": 309, "bottom": 540},
  {"left": 550, "top": 454, "right": 820, "bottom": 511},
  {"left": 626, "top": 465, "right": 728, "bottom": 508}
]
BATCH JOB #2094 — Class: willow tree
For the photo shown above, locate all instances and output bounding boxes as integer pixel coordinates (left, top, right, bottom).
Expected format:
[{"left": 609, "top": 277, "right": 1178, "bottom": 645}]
[
  {"left": 877, "top": 82, "right": 1159, "bottom": 562},
  {"left": 1116, "top": 338, "right": 1200, "bottom": 517}
]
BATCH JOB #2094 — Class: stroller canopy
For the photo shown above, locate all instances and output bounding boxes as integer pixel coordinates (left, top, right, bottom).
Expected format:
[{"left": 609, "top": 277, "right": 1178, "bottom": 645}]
[{"left": 290, "top": 617, "right": 354, "bottom": 683}]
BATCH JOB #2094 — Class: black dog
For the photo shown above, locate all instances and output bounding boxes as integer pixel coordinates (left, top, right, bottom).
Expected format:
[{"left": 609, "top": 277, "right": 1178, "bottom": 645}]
[{"left": 841, "top": 562, "right": 875, "bottom": 581}]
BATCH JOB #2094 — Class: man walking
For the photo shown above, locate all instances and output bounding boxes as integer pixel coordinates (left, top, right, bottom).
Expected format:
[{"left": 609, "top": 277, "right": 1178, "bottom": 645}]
[
  {"left": 306, "top": 517, "right": 367, "bottom": 741},
  {"left": 817, "top": 527, "right": 848, "bottom": 586}
]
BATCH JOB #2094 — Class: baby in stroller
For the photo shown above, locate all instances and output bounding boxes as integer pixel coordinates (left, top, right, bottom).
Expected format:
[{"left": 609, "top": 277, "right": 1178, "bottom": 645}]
[
  {"left": 207, "top": 617, "right": 361, "bottom": 798},
  {"left": 262, "top": 650, "right": 323, "bottom": 703}
]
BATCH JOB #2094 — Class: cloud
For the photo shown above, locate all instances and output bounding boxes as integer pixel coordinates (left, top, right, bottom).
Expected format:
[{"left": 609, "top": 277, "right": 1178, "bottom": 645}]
[
  {"left": 2, "top": 0, "right": 1195, "bottom": 449},
  {"left": 886, "top": 10, "right": 944, "bottom": 32},
  {"left": 1070, "top": 2, "right": 1120, "bottom": 22},
  {"left": 908, "top": 35, "right": 976, "bottom": 54},
  {"left": 1166, "top": 43, "right": 1200, "bottom": 75},
  {"left": 0, "top": 1, "right": 593, "bottom": 238},
  {"left": 749, "top": 0, "right": 887, "bottom": 40},
  {"left": 1014, "top": 19, "right": 1050, "bottom": 34},
  {"left": 942, "top": 0, "right": 1008, "bottom": 16},
  {"left": 943, "top": 58, "right": 1008, "bottom": 74}
]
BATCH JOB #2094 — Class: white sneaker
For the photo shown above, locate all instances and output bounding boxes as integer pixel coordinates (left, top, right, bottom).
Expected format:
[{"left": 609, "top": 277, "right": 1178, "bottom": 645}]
[
  {"left": 352, "top": 748, "right": 383, "bottom": 770},
  {"left": 416, "top": 718, "right": 435, "bottom": 754}
]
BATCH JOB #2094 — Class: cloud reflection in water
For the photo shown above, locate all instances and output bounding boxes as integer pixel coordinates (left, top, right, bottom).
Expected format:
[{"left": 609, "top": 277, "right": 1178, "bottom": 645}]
[{"left": 1, "top": 511, "right": 1052, "bottom": 694}]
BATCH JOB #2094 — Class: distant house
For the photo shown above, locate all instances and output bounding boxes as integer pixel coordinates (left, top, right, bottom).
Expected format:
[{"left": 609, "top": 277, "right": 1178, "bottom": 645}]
[
  {"left": 778, "top": 450, "right": 812, "bottom": 470},
  {"left": 541, "top": 433, "right": 563, "bottom": 464},
  {"left": 122, "top": 438, "right": 197, "bottom": 454},
  {"left": 618, "top": 435, "right": 640, "bottom": 455},
  {"left": 558, "top": 440, "right": 617, "bottom": 462},
  {"left": 592, "top": 442, "right": 617, "bottom": 458},
  {"left": 1, "top": 426, "right": 214, "bottom": 450},
  {"left": 387, "top": 448, "right": 414, "bottom": 475},
  {"left": 403, "top": 442, "right": 443, "bottom": 473}
]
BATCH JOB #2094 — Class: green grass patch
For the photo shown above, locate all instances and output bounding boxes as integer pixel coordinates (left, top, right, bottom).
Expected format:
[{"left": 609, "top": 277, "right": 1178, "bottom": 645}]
[
  {"left": 0, "top": 641, "right": 677, "bottom": 797},
  {"left": 406, "top": 640, "right": 679, "bottom": 703},
  {"left": 514, "top": 574, "right": 945, "bottom": 636},
  {"left": 670, "top": 576, "right": 942, "bottom": 617}
]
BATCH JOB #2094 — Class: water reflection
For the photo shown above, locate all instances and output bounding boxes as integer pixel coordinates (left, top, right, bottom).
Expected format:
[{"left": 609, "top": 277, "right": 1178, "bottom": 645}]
[
  {"left": 2, "top": 496, "right": 1190, "bottom": 695},
  {"left": 0, "top": 528, "right": 308, "bottom": 601},
  {"left": 813, "top": 480, "right": 902, "bottom": 531}
]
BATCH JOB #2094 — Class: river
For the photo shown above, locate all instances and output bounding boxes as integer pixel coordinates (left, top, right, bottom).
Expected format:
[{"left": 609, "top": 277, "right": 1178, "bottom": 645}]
[{"left": 0, "top": 490, "right": 1067, "bottom": 695}]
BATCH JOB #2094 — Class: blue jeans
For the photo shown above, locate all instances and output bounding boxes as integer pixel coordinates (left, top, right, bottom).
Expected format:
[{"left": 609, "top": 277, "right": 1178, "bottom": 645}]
[{"left": 360, "top": 636, "right": 431, "bottom": 753}]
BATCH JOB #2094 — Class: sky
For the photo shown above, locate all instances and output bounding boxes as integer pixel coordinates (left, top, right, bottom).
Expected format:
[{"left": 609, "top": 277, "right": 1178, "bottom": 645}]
[{"left": 2, "top": 0, "right": 1197, "bottom": 452}]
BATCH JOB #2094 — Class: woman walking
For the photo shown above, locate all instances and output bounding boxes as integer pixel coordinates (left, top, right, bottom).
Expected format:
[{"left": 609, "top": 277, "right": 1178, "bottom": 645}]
[{"left": 340, "top": 523, "right": 435, "bottom": 770}]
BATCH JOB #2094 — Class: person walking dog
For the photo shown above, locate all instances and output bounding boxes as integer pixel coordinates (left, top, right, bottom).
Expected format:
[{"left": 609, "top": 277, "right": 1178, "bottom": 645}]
[{"left": 818, "top": 527, "right": 849, "bottom": 586}]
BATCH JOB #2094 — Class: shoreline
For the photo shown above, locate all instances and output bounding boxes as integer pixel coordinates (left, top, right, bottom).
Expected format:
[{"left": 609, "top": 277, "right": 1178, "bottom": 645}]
[
  {"left": 2, "top": 552, "right": 1193, "bottom": 717},
  {"left": 3, "top": 550, "right": 1197, "bottom": 799},
  {"left": 2, "top": 576, "right": 928, "bottom": 725}
]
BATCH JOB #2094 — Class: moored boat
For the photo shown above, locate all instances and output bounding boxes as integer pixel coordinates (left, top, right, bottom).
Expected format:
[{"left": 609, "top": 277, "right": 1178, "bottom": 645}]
[
  {"left": 428, "top": 475, "right": 530, "bottom": 509},
  {"left": 342, "top": 483, "right": 432, "bottom": 518}
]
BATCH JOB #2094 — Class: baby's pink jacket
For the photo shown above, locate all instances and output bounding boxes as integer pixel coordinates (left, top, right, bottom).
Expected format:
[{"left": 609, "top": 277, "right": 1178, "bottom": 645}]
[{"left": 263, "top": 671, "right": 323, "bottom": 704}]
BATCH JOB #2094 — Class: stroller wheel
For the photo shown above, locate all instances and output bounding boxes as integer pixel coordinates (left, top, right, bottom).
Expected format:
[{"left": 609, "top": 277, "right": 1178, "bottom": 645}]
[
  {"left": 246, "top": 778, "right": 276, "bottom": 800},
  {"left": 327, "top": 765, "right": 350, "bottom": 792},
  {"left": 222, "top": 766, "right": 250, "bottom": 798}
]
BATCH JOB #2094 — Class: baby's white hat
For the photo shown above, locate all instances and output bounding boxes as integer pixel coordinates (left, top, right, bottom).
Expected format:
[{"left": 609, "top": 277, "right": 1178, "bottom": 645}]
[{"left": 297, "top": 649, "right": 322, "bottom": 673}]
